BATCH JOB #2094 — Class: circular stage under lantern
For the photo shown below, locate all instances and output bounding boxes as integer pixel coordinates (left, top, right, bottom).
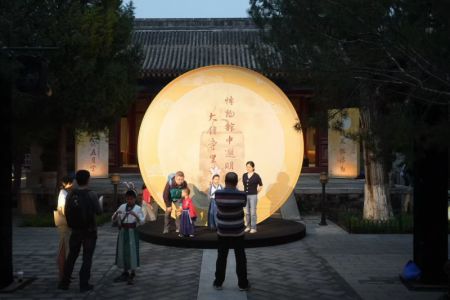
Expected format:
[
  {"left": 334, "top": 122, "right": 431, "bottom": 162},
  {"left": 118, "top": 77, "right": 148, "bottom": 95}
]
[
  {"left": 138, "top": 65, "right": 304, "bottom": 230},
  {"left": 137, "top": 217, "right": 306, "bottom": 249}
]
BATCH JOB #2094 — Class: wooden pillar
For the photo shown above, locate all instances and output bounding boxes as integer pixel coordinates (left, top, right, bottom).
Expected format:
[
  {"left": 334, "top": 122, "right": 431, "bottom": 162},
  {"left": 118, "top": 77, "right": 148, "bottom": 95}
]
[{"left": 127, "top": 103, "right": 137, "bottom": 165}]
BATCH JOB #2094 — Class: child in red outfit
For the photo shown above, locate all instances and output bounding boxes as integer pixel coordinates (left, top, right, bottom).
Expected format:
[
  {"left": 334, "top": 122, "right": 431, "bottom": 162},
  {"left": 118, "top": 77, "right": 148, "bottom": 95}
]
[{"left": 179, "top": 187, "right": 197, "bottom": 237}]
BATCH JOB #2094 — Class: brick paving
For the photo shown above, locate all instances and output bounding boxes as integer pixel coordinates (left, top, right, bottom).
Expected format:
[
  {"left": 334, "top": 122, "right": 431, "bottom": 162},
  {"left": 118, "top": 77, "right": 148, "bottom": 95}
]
[
  {"left": 2, "top": 216, "right": 447, "bottom": 300},
  {"left": 245, "top": 242, "right": 360, "bottom": 300},
  {"left": 5, "top": 224, "right": 202, "bottom": 300}
]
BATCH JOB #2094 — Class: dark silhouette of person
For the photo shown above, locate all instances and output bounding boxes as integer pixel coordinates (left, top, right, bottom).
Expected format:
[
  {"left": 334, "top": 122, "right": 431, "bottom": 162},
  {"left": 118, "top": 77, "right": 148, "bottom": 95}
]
[
  {"left": 58, "top": 169, "right": 102, "bottom": 292},
  {"left": 213, "top": 172, "right": 249, "bottom": 291}
]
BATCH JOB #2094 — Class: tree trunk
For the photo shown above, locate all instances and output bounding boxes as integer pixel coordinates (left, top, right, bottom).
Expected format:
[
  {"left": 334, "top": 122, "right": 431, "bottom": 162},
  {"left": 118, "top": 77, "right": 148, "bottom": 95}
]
[
  {"left": 56, "top": 125, "right": 68, "bottom": 191},
  {"left": 360, "top": 108, "right": 392, "bottom": 220}
]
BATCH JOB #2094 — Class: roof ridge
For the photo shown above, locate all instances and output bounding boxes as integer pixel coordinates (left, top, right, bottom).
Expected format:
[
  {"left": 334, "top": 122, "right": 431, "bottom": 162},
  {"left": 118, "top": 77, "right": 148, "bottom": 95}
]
[
  {"left": 134, "top": 18, "right": 258, "bottom": 30},
  {"left": 134, "top": 29, "right": 260, "bottom": 32}
]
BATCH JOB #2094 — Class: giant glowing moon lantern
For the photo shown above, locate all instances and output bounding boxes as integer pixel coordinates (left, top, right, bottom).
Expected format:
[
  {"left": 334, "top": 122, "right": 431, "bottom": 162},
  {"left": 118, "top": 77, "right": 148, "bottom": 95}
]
[{"left": 138, "top": 65, "right": 303, "bottom": 225}]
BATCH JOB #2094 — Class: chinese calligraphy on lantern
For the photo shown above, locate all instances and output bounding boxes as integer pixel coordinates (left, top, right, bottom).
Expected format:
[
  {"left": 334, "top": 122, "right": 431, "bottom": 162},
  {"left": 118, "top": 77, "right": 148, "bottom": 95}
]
[
  {"left": 199, "top": 95, "right": 245, "bottom": 191},
  {"left": 223, "top": 96, "right": 236, "bottom": 171}
]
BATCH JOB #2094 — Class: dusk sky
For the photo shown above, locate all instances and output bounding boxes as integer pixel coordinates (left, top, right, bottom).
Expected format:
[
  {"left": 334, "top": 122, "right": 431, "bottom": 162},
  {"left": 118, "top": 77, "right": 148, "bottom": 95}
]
[{"left": 125, "top": 0, "right": 250, "bottom": 18}]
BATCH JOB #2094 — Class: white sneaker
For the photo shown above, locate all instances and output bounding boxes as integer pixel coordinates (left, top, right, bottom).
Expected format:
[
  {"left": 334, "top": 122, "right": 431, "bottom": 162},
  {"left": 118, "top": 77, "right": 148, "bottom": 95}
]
[
  {"left": 250, "top": 229, "right": 257, "bottom": 234},
  {"left": 244, "top": 227, "right": 251, "bottom": 233},
  {"left": 176, "top": 229, "right": 179, "bottom": 233}
]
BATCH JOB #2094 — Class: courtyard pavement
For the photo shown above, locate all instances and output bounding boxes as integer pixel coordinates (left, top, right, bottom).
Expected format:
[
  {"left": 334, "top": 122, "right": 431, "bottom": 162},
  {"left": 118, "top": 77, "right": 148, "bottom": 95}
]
[{"left": 2, "top": 215, "right": 447, "bottom": 300}]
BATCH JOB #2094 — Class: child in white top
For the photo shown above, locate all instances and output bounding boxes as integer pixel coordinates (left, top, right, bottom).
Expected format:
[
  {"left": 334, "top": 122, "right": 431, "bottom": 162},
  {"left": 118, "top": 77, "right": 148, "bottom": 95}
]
[
  {"left": 208, "top": 174, "right": 223, "bottom": 230},
  {"left": 112, "top": 189, "right": 144, "bottom": 285}
]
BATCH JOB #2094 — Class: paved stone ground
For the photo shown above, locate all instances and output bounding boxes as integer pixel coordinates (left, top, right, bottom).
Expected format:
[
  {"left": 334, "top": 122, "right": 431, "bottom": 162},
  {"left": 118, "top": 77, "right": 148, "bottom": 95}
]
[
  {"left": 5, "top": 224, "right": 202, "bottom": 300},
  {"left": 2, "top": 215, "right": 447, "bottom": 300},
  {"left": 245, "top": 241, "right": 360, "bottom": 300},
  {"left": 302, "top": 216, "right": 446, "bottom": 300}
]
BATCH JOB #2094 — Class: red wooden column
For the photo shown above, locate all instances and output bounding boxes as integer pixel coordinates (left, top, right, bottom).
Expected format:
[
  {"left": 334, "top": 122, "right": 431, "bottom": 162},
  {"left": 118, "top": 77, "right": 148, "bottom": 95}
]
[{"left": 127, "top": 103, "right": 137, "bottom": 165}]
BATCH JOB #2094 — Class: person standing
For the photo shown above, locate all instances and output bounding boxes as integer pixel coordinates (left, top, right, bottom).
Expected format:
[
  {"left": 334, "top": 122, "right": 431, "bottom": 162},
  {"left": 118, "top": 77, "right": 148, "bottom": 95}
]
[
  {"left": 55, "top": 175, "right": 73, "bottom": 281},
  {"left": 214, "top": 172, "right": 249, "bottom": 291},
  {"left": 141, "top": 183, "right": 157, "bottom": 222},
  {"left": 112, "top": 188, "right": 144, "bottom": 285},
  {"left": 243, "top": 161, "right": 263, "bottom": 233},
  {"left": 179, "top": 187, "right": 197, "bottom": 238},
  {"left": 207, "top": 174, "right": 223, "bottom": 230},
  {"left": 162, "top": 171, "right": 187, "bottom": 234},
  {"left": 58, "top": 170, "right": 102, "bottom": 292}
]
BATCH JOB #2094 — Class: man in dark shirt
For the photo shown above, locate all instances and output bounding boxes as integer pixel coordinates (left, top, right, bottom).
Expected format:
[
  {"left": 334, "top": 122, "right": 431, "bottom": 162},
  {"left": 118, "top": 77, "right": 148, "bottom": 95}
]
[
  {"left": 162, "top": 171, "right": 187, "bottom": 234},
  {"left": 214, "top": 172, "right": 249, "bottom": 291},
  {"left": 58, "top": 170, "right": 102, "bottom": 292}
]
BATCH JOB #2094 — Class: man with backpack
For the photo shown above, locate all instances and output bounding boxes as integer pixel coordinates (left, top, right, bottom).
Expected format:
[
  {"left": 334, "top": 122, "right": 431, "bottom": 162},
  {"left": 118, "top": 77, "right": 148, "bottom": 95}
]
[
  {"left": 58, "top": 169, "right": 102, "bottom": 292},
  {"left": 162, "top": 171, "right": 187, "bottom": 234}
]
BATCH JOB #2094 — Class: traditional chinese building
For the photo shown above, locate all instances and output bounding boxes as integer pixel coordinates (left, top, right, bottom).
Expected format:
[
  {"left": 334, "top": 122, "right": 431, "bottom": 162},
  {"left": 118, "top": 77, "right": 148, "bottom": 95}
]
[{"left": 108, "top": 18, "right": 329, "bottom": 174}]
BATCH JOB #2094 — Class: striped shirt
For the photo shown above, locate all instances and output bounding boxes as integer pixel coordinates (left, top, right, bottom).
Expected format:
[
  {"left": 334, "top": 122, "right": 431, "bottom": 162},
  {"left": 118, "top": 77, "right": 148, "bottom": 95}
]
[{"left": 215, "top": 187, "right": 247, "bottom": 237}]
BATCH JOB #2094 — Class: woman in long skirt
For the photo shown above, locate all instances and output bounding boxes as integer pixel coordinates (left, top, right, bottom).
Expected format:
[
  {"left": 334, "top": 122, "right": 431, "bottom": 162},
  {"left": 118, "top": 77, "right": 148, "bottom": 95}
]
[
  {"left": 112, "top": 188, "right": 144, "bottom": 285},
  {"left": 55, "top": 176, "right": 73, "bottom": 280}
]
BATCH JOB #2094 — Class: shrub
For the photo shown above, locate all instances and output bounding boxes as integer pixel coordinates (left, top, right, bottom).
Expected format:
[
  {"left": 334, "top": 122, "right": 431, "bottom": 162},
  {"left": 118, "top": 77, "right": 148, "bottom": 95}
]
[{"left": 333, "top": 212, "right": 414, "bottom": 234}]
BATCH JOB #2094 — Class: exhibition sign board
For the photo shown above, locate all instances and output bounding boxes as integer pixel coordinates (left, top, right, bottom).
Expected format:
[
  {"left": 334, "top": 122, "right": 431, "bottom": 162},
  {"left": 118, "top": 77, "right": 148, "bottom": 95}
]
[
  {"left": 328, "top": 108, "right": 360, "bottom": 178},
  {"left": 75, "top": 131, "right": 109, "bottom": 178}
]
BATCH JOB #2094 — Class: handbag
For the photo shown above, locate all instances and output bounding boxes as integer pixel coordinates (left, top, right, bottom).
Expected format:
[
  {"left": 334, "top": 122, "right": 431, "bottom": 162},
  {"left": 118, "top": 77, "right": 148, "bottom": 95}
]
[{"left": 53, "top": 210, "right": 67, "bottom": 227}]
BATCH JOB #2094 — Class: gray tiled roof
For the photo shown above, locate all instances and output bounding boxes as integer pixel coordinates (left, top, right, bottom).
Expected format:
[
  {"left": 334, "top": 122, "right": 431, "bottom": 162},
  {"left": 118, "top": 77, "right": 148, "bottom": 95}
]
[{"left": 133, "top": 18, "right": 281, "bottom": 78}]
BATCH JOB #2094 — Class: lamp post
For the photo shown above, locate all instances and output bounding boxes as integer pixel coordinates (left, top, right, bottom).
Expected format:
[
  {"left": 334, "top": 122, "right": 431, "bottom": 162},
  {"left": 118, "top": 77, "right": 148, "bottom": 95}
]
[
  {"left": 111, "top": 173, "right": 121, "bottom": 208},
  {"left": 319, "top": 172, "right": 328, "bottom": 226}
]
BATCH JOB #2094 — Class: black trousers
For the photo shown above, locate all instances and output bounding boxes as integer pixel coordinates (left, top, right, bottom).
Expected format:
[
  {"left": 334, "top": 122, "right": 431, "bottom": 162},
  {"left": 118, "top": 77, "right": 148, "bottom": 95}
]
[
  {"left": 215, "top": 235, "right": 248, "bottom": 288},
  {"left": 62, "top": 229, "right": 97, "bottom": 287}
]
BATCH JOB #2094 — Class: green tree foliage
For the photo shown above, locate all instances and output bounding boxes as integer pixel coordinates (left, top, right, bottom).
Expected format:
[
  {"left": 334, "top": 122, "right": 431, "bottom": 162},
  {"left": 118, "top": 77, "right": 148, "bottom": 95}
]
[
  {"left": 250, "top": 0, "right": 449, "bottom": 222},
  {"left": 249, "top": 0, "right": 449, "bottom": 166},
  {"left": 1, "top": 0, "right": 142, "bottom": 180}
]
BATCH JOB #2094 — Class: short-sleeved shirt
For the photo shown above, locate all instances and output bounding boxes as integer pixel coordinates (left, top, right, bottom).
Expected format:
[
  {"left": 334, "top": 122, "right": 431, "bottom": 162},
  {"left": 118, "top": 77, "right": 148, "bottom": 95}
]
[
  {"left": 215, "top": 188, "right": 247, "bottom": 236},
  {"left": 242, "top": 173, "right": 263, "bottom": 195}
]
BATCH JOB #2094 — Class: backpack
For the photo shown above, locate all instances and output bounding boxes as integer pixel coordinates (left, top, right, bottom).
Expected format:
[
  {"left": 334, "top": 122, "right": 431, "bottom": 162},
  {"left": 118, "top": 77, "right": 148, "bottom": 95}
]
[
  {"left": 65, "top": 189, "right": 94, "bottom": 230},
  {"left": 167, "top": 173, "right": 176, "bottom": 185}
]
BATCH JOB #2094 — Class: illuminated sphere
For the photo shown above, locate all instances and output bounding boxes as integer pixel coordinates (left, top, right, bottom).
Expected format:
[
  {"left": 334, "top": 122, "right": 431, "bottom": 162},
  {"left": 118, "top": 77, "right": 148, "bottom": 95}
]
[{"left": 138, "top": 65, "right": 303, "bottom": 225}]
